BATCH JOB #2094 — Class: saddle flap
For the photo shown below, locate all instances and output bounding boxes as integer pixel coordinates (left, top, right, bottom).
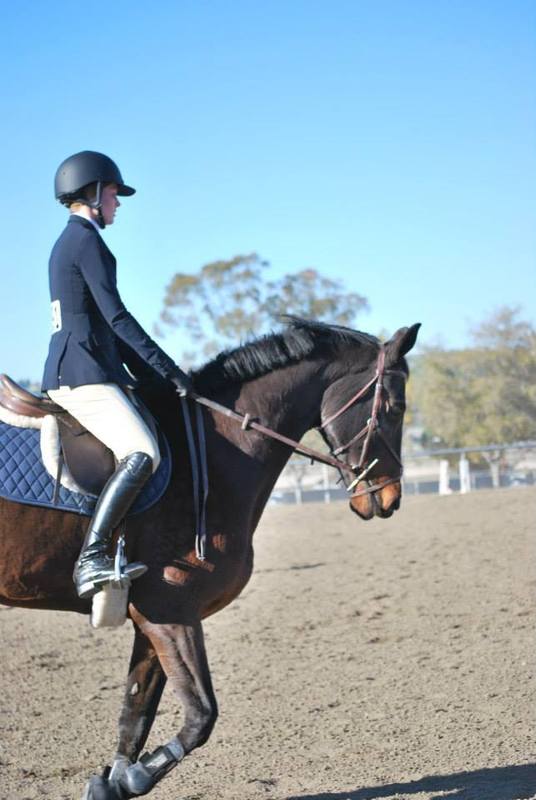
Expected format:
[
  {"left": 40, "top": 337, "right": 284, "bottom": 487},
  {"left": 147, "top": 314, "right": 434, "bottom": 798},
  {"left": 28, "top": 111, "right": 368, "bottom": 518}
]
[{"left": 57, "top": 414, "right": 116, "bottom": 496}]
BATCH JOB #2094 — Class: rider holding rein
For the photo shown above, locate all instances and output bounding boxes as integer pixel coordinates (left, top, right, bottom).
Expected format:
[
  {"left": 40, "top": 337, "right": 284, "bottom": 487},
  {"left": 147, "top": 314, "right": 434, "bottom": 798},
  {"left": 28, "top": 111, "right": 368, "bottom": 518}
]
[{"left": 42, "top": 150, "right": 191, "bottom": 600}]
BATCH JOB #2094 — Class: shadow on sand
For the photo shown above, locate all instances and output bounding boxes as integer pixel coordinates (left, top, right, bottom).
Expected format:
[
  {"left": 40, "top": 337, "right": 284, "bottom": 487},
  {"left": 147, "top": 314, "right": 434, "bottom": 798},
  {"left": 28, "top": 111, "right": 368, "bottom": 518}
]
[{"left": 288, "top": 763, "right": 536, "bottom": 800}]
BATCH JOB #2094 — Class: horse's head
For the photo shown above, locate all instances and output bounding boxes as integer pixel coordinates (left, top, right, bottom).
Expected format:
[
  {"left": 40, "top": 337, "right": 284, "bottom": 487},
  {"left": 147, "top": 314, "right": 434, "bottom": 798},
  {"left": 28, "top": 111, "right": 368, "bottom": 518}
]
[{"left": 319, "top": 323, "right": 420, "bottom": 520}]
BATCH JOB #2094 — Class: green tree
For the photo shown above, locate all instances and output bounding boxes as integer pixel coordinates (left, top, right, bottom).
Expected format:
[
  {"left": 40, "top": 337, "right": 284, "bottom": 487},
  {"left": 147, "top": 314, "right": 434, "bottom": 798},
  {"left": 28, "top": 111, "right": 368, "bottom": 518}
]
[
  {"left": 156, "top": 254, "right": 368, "bottom": 364},
  {"left": 415, "top": 306, "right": 536, "bottom": 482}
]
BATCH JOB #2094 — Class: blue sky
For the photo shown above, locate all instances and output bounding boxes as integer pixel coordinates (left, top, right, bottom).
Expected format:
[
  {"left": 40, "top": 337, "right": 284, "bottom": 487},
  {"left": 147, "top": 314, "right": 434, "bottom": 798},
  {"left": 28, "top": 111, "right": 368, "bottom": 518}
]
[{"left": 1, "top": 1, "right": 534, "bottom": 381}]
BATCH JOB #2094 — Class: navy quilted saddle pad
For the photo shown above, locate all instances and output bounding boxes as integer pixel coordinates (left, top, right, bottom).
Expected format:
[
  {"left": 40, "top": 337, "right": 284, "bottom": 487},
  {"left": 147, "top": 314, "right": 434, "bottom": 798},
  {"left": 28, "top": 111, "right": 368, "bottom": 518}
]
[{"left": 0, "top": 420, "right": 172, "bottom": 517}]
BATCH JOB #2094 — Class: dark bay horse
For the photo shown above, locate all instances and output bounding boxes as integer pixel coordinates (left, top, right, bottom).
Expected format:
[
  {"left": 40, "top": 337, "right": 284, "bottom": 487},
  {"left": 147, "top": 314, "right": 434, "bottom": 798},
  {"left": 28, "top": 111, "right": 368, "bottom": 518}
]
[{"left": 0, "top": 318, "right": 419, "bottom": 799}]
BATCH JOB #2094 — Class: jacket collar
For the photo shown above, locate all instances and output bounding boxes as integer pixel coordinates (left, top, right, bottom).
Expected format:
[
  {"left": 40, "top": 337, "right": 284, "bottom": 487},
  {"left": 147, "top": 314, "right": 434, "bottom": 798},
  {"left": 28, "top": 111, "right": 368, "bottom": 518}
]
[{"left": 68, "top": 214, "right": 101, "bottom": 233}]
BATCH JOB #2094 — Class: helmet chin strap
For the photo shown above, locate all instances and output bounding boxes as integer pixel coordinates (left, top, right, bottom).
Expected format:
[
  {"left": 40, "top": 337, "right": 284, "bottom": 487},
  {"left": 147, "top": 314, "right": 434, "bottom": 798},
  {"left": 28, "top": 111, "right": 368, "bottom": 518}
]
[
  {"left": 88, "top": 181, "right": 106, "bottom": 229},
  {"left": 70, "top": 181, "right": 106, "bottom": 228}
]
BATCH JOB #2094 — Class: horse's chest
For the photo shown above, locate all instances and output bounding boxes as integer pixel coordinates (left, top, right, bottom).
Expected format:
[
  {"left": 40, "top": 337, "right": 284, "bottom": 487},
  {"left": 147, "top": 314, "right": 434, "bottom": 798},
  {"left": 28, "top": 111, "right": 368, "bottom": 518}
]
[{"left": 161, "top": 541, "right": 253, "bottom": 616}]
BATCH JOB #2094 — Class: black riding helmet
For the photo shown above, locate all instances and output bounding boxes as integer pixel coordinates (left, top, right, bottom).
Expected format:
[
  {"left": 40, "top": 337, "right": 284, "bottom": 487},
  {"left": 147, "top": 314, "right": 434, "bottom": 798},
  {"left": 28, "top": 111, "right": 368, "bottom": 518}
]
[{"left": 54, "top": 151, "right": 135, "bottom": 228}]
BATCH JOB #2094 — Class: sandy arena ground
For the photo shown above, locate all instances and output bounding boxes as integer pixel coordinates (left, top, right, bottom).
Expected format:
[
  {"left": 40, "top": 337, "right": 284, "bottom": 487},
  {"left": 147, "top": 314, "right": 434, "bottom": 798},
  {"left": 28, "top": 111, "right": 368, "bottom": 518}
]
[{"left": 1, "top": 487, "right": 535, "bottom": 800}]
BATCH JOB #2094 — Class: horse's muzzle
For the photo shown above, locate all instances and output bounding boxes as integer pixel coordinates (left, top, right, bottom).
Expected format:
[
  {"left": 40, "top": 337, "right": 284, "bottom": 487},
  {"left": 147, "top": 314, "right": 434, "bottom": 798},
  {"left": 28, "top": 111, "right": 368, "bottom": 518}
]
[{"left": 349, "top": 478, "right": 401, "bottom": 520}]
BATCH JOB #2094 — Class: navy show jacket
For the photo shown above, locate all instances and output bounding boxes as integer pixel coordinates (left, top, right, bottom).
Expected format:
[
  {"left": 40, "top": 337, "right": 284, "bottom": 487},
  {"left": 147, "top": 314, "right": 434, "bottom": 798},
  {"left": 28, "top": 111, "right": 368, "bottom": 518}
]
[{"left": 42, "top": 215, "right": 178, "bottom": 391}]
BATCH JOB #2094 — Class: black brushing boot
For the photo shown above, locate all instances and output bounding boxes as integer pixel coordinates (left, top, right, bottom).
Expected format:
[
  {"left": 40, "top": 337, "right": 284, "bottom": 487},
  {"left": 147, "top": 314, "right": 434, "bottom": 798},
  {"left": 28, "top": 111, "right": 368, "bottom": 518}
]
[{"left": 74, "top": 451, "right": 153, "bottom": 599}]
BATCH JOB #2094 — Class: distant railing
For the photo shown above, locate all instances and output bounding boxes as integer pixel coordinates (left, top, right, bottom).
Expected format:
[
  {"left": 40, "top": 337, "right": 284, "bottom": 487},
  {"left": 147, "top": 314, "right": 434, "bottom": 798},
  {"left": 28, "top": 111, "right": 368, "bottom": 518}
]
[
  {"left": 403, "top": 441, "right": 536, "bottom": 496},
  {"left": 270, "top": 442, "right": 536, "bottom": 504}
]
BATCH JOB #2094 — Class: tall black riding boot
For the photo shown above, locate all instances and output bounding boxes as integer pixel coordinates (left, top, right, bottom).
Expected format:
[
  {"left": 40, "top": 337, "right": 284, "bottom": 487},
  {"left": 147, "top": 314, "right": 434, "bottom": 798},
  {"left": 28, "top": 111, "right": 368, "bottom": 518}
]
[{"left": 73, "top": 451, "right": 153, "bottom": 599}]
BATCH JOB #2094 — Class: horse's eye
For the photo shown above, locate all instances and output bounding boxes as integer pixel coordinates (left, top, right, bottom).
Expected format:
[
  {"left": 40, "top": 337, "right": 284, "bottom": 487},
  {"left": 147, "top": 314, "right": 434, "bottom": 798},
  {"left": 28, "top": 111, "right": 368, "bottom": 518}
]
[{"left": 387, "top": 400, "right": 405, "bottom": 417}]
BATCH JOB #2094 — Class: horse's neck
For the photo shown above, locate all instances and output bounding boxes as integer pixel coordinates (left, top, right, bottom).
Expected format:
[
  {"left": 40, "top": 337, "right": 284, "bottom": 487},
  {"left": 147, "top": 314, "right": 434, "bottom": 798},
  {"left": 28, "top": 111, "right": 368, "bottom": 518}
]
[
  {"left": 202, "top": 359, "right": 331, "bottom": 530},
  {"left": 237, "top": 358, "right": 327, "bottom": 450}
]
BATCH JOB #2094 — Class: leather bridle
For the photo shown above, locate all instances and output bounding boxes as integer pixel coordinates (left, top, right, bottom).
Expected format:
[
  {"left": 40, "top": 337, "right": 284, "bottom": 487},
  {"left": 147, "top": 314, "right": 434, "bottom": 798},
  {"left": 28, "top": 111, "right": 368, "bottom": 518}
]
[{"left": 316, "top": 345, "right": 405, "bottom": 498}]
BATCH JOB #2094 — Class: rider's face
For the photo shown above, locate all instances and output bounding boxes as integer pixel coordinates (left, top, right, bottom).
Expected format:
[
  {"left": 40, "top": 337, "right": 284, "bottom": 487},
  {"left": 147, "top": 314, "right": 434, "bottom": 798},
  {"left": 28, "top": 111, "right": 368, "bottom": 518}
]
[{"left": 99, "top": 183, "right": 120, "bottom": 226}]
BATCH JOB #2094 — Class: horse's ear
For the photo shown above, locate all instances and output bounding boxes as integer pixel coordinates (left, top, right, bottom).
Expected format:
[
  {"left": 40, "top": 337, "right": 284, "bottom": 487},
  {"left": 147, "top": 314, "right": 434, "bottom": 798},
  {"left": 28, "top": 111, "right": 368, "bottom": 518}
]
[{"left": 385, "top": 323, "right": 421, "bottom": 365}]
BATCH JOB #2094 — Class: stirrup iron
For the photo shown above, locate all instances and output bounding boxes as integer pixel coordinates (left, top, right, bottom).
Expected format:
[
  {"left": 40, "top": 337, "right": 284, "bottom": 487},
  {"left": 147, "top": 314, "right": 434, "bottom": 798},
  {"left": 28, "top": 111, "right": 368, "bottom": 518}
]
[
  {"left": 101, "top": 533, "right": 147, "bottom": 593},
  {"left": 79, "top": 535, "right": 147, "bottom": 599},
  {"left": 110, "top": 533, "right": 147, "bottom": 589}
]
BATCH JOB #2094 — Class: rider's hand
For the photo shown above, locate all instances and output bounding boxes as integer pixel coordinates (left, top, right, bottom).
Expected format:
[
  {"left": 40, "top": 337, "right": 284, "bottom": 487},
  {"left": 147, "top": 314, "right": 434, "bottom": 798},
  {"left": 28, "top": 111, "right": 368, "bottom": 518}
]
[{"left": 170, "top": 368, "right": 193, "bottom": 398}]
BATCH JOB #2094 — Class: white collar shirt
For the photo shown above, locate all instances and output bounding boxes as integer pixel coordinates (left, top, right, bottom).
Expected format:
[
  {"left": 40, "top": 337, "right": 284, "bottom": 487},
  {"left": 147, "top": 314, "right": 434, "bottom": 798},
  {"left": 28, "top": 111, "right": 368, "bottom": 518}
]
[{"left": 72, "top": 212, "right": 101, "bottom": 233}]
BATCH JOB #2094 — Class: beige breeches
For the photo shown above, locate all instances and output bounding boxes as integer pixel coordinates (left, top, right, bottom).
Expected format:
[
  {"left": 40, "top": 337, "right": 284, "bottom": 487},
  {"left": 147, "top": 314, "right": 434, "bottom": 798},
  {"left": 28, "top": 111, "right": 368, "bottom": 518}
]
[{"left": 47, "top": 383, "right": 160, "bottom": 473}]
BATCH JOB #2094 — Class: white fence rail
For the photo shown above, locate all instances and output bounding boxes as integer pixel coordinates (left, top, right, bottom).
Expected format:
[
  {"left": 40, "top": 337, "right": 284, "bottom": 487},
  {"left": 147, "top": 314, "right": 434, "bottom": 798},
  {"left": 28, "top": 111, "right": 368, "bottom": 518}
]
[{"left": 271, "top": 442, "right": 536, "bottom": 505}]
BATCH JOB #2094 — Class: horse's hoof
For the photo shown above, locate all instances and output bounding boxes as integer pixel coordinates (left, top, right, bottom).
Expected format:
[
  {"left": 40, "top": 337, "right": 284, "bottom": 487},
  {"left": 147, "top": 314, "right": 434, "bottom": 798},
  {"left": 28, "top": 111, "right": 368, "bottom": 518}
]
[{"left": 82, "top": 774, "right": 124, "bottom": 800}]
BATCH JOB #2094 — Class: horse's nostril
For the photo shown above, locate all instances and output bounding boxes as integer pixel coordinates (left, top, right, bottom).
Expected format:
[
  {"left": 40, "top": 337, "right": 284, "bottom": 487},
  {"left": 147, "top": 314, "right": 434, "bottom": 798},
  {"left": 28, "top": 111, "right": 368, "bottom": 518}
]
[
  {"left": 349, "top": 490, "right": 374, "bottom": 520},
  {"left": 374, "top": 479, "right": 402, "bottom": 516}
]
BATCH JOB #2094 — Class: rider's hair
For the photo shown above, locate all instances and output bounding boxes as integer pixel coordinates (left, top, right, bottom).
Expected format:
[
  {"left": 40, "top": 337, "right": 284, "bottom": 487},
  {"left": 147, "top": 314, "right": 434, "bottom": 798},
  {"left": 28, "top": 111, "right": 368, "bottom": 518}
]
[{"left": 67, "top": 182, "right": 99, "bottom": 210}]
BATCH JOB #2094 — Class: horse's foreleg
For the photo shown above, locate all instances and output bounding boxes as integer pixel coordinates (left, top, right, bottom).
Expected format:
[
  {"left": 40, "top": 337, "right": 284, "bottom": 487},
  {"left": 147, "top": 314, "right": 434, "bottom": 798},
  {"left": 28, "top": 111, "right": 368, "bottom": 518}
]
[
  {"left": 109, "top": 616, "right": 218, "bottom": 798},
  {"left": 153, "top": 620, "right": 218, "bottom": 751},
  {"left": 109, "top": 624, "right": 167, "bottom": 776},
  {"left": 83, "top": 624, "right": 168, "bottom": 800}
]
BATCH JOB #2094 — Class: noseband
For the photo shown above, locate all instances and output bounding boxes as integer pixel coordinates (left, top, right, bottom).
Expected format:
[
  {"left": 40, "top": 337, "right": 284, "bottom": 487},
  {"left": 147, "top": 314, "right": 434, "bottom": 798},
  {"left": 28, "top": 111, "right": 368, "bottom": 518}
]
[{"left": 317, "top": 346, "right": 404, "bottom": 498}]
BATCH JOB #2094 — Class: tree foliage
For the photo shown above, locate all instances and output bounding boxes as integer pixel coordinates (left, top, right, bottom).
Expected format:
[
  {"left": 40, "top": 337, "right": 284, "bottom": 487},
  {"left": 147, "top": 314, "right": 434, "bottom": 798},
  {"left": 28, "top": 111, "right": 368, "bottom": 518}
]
[
  {"left": 157, "top": 254, "right": 369, "bottom": 364},
  {"left": 416, "top": 306, "right": 536, "bottom": 448}
]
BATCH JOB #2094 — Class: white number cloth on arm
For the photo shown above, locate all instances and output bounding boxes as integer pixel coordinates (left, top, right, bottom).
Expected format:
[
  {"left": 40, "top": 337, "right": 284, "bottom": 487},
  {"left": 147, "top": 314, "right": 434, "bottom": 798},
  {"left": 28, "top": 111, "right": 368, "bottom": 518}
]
[{"left": 51, "top": 300, "right": 62, "bottom": 332}]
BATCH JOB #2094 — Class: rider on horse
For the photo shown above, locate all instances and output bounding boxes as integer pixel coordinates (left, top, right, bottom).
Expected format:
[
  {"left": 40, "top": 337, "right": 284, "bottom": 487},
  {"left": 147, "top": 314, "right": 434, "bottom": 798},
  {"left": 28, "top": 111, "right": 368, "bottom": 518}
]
[{"left": 42, "top": 151, "right": 191, "bottom": 600}]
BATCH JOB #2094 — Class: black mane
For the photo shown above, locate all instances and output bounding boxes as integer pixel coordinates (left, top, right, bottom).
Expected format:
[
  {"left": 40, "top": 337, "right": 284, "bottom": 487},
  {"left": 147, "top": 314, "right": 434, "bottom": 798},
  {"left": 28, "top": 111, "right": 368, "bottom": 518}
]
[{"left": 193, "top": 317, "right": 379, "bottom": 393}]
